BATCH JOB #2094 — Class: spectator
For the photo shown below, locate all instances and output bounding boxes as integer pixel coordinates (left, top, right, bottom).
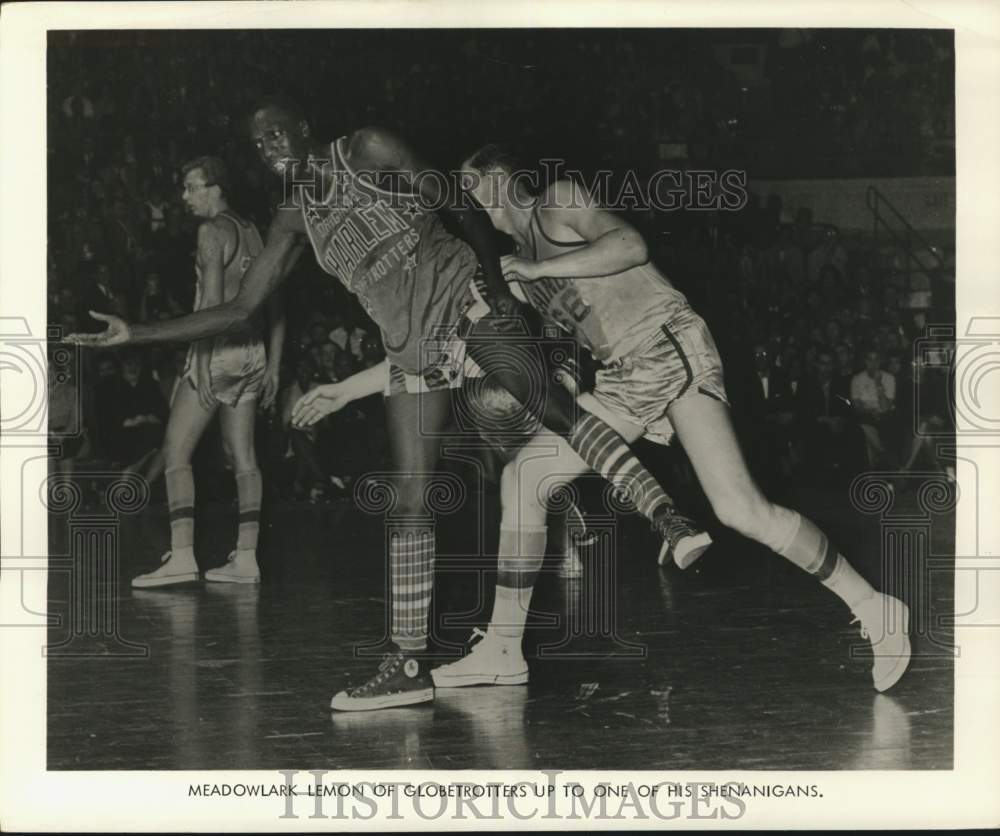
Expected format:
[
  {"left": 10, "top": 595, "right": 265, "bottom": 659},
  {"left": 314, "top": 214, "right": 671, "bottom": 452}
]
[
  {"left": 795, "top": 349, "right": 860, "bottom": 481},
  {"left": 101, "top": 350, "right": 168, "bottom": 467},
  {"left": 318, "top": 341, "right": 340, "bottom": 384},
  {"left": 348, "top": 325, "right": 368, "bottom": 368},
  {"left": 137, "top": 270, "right": 181, "bottom": 323},
  {"left": 850, "top": 348, "right": 897, "bottom": 467},
  {"left": 279, "top": 355, "right": 344, "bottom": 502},
  {"left": 742, "top": 342, "right": 795, "bottom": 489},
  {"left": 75, "top": 262, "right": 127, "bottom": 332}
]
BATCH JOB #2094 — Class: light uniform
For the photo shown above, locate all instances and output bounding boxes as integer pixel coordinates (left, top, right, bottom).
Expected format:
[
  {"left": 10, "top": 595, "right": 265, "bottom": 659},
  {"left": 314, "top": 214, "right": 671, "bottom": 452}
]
[
  {"left": 299, "top": 139, "right": 489, "bottom": 396},
  {"left": 183, "top": 210, "right": 267, "bottom": 405},
  {"left": 514, "top": 198, "right": 728, "bottom": 444}
]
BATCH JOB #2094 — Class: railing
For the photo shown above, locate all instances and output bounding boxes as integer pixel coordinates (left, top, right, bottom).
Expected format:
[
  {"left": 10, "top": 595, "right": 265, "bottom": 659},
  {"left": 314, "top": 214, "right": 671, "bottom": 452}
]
[{"left": 865, "top": 184, "right": 950, "bottom": 280}]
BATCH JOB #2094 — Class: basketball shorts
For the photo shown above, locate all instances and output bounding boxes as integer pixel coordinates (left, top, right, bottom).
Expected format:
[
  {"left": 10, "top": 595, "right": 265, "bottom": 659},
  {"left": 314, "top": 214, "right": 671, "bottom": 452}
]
[
  {"left": 383, "top": 276, "right": 491, "bottom": 397},
  {"left": 590, "top": 304, "right": 728, "bottom": 446},
  {"left": 184, "top": 335, "right": 267, "bottom": 406}
]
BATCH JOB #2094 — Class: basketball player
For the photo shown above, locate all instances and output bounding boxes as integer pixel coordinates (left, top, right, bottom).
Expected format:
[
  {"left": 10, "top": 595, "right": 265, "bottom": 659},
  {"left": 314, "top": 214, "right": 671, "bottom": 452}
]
[
  {"left": 131, "top": 156, "right": 284, "bottom": 588},
  {"left": 68, "top": 98, "right": 705, "bottom": 711},
  {"left": 427, "top": 145, "right": 911, "bottom": 692}
]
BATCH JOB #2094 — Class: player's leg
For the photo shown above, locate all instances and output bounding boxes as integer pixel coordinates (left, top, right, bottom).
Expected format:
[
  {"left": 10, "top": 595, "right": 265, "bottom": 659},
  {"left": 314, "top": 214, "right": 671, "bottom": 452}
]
[
  {"left": 330, "top": 386, "right": 452, "bottom": 711},
  {"left": 206, "top": 398, "right": 262, "bottom": 583},
  {"left": 132, "top": 380, "right": 216, "bottom": 587},
  {"left": 668, "top": 391, "right": 911, "bottom": 692},
  {"left": 464, "top": 315, "right": 707, "bottom": 563},
  {"left": 434, "top": 428, "right": 589, "bottom": 687}
]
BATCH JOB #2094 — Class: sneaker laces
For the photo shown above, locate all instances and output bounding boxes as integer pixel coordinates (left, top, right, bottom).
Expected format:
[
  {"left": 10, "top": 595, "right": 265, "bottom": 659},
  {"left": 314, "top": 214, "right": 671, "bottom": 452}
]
[
  {"left": 350, "top": 651, "right": 404, "bottom": 696},
  {"left": 467, "top": 627, "right": 488, "bottom": 647},
  {"left": 159, "top": 550, "right": 172, "bottom": 564},
  {"left": 653, "top": 510, "right": 699, "bottom": 549}
]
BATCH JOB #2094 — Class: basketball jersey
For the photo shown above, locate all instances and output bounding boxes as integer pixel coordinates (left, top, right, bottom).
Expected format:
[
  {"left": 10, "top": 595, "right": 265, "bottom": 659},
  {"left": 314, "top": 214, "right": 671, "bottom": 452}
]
[
  {"left": 514, "top": 200, "right": 688, "bottom": 362},
  {"left": 192, "top": 209, "right": 265, "bottom": 339},
  {"left": 185, "top": 210, "right": 267, "bottom": 403},
  {"left": 194, "top": 209, "right": 264, "bottom": 342},
  {"left": 300, "top": 139, "right": 478, "bottom": 375}
]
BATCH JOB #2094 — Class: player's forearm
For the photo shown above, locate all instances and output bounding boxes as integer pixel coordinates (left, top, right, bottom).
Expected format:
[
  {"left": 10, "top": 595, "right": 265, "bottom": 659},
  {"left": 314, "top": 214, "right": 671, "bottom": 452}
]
[
  {"left": 266, "top": 292, "right": 287, "bottom": 369},
  {"left": 129, "top": 303, "right": 250, "bottom": 345},
  {"left": 533, "top": 229, "right": 647, "bottom": 280},
  {"left": 267, "top": 318, "right": 286, "bottom": 369},
  {"left": 343, "top": 359, "right": 389, "bottom": 401}
]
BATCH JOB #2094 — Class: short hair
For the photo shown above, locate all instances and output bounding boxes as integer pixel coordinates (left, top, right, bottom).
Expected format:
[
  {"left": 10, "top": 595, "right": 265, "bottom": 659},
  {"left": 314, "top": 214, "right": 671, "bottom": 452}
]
[
  {"left": 247, "top": 94, "right": 308, "bottom": 129},
  {"left": 181, "top": 156, "right": 229, "bottom": 198},
  {"left": 464, "top": 143, "right": 527, "bottom": 175}
]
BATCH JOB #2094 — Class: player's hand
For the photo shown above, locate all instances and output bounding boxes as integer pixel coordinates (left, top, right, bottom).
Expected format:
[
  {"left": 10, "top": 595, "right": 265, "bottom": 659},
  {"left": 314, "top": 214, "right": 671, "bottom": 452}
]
[
  {"left": 260, "top": 365, "right": 280, "bottom": 412},
  {"left": 291, "top": 383, "right": 353, "bottom": 428},
  {"left": 64, "top": 311, "right": 132, "bottom": 347},
  {"left": 500, "top": 254, "right": 542, "bottom": 283}
]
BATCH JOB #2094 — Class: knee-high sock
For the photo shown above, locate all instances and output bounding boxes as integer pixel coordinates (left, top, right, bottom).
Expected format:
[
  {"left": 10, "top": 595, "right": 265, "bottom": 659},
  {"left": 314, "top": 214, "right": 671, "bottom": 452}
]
[
  {"left": 165, "top": 465, "right": 195, "bottom": 559},
  {"left": 767, "top": 506, "right": 875, "bottom": 610},
  {"left": 568, "top": 412, "right": 674, "bottom": 521},
  {"left": 491, "top": 525, "right": 547, "bottom": 640},
  {"left": 390, "top": 524, "right": 435, "bottom": 653},
  {"left": 235, "top": 469, "right": 262, "bottom": 554}
]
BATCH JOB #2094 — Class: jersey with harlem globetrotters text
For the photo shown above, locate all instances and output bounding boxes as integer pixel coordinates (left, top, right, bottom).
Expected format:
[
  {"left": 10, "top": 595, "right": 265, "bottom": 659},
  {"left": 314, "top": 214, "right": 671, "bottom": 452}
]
[
  {"left": 298, "top": 139, "right": 478, "bottom": 375},
  {"left": 514, "top": 198, "right": 690, "bottom": 363}
]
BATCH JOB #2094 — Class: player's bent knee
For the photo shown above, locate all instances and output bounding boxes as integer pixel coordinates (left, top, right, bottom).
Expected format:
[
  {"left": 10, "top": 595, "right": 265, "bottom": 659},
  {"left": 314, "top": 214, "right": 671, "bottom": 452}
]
[{"left": 713, "top": 494, "right": 772, "bottom": 540}]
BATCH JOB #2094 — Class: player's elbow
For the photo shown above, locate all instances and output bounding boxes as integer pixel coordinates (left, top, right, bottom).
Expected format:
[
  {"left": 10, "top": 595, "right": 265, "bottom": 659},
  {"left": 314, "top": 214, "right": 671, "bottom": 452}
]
[{"left": 623, "top": 229, "right": 648, "bottom": 265}]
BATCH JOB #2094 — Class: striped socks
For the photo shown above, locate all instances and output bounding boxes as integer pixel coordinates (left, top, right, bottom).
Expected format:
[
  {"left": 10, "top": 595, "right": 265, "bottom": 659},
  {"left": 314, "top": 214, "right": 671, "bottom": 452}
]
[
  {"left": 568, "top": 412, "right": 674, "bottom": 521},
  {"left": 390, "top": 525, "right": 436, "bottom": 653},
  {"left": 769, "top": 506, "right": 875, "bottom": 609}
]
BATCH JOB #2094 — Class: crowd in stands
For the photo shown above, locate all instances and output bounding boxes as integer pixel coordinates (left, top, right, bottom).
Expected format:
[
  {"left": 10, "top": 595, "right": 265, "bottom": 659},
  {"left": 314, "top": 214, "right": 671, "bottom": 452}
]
[{"left": 45, "top": 29, "right": 956, "bottom": 510}]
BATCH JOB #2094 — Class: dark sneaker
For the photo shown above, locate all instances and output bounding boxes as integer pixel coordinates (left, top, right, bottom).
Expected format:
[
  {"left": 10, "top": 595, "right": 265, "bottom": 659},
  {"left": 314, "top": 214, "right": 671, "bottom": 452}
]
[
  {"left": 330, "top": 650, "right": 434, "bottom": 712},
  {"left": 653, "top": 510, "right": 713, "bottom": 570}
]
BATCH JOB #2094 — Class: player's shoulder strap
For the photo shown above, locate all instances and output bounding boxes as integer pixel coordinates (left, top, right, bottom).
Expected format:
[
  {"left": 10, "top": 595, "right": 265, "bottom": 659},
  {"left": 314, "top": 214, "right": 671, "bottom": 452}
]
[
  {"left": 213, "top": 210, "right": 243, "bottom": 269},
  {"left": 531, "top": 190, "right": 586, "bottom": 249}
]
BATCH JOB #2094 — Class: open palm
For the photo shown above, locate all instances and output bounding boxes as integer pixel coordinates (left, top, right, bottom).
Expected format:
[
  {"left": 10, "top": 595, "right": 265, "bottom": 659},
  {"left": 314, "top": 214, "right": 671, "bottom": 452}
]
[{"left": 64, "top": 311, "right": 132, "bottom": 348}]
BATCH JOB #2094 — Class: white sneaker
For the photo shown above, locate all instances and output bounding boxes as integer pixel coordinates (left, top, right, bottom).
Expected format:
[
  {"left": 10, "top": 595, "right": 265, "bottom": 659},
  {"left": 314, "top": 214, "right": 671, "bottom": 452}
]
[
  {"left": 131, "top": 550, "right": 200, "bottom": 588},
  {"left": 851, "top": 593, "right": 911, "bottom": 692},
  {"left": 431, "top": 628, "right": 528, "bottom": 688},
  {"left": 205, "top": 550, "right": 261, "bottom": 584}
]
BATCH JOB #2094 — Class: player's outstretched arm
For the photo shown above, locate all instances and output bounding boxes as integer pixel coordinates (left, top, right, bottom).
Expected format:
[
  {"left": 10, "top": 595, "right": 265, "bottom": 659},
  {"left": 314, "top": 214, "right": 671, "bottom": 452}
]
[
  {"left": 66, "top": 207, "right": 304, "bottom": 348},
  {"left": 347, "top": 127, "right": 519, "bottom": 315},
  {"left": 291, "top": 359, "right": 389, "bottom": 428}
]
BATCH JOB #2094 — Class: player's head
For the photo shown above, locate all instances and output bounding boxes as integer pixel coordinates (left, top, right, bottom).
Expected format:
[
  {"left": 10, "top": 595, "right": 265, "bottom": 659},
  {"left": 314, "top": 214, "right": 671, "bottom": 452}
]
[
  {"left": 181, "top": 156, "right": 228, "bottom": 217},
  {"left": 248, "top": 95, "right": 312, "bottom": 177},
  {"left": 461, "top": 143, "right": 533, "bottom": 233}
]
